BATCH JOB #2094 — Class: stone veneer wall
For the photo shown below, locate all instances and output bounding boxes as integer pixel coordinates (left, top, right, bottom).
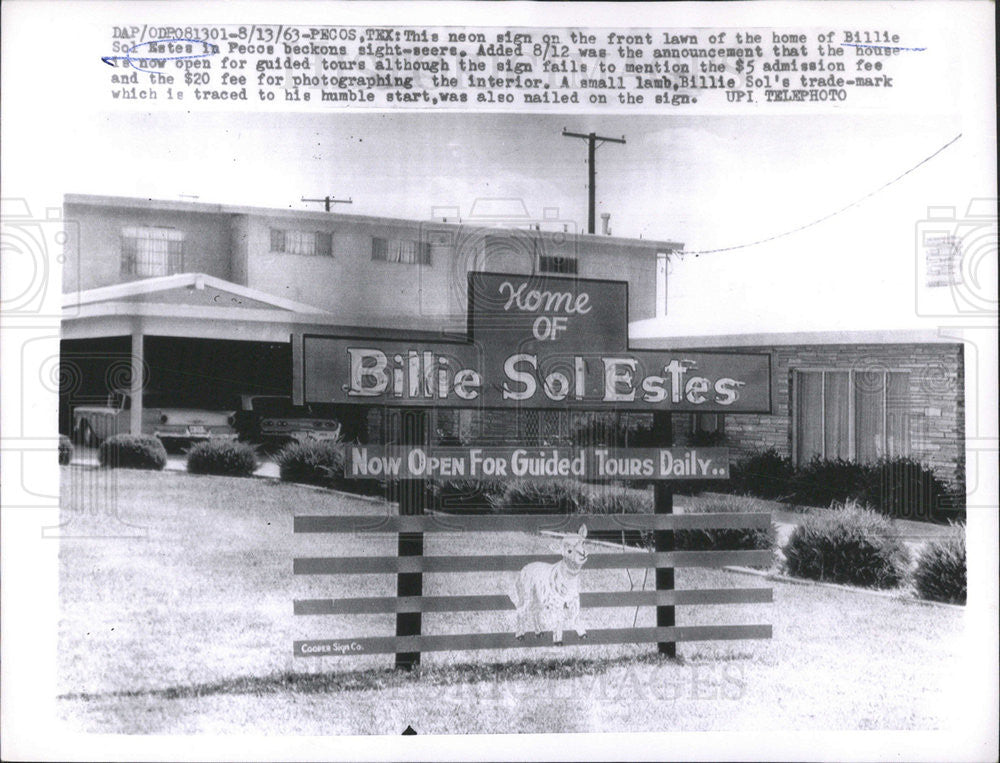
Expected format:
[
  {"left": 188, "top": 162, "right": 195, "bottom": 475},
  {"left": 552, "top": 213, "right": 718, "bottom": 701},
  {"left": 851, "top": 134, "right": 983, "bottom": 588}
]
[{"left": 703, "top": 343, "right": 965, "bottom": 489}]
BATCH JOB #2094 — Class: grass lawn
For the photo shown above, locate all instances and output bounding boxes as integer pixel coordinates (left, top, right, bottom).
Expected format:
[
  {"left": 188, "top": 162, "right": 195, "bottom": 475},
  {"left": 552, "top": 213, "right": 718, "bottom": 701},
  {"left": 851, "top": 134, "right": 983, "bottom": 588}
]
[{"left": 58, "top": 466, "right": 966, "bottom": 735}]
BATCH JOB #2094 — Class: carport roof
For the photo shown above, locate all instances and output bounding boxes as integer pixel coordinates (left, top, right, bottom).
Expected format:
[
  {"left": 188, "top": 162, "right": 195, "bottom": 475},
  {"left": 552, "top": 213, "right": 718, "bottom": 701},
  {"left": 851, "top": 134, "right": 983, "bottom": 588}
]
[
  {"left": 63, "top": 272, "right": 331, "bottom": 314},
  {"left": 61, "top": 273, "right": 463, "bottom": 343}
]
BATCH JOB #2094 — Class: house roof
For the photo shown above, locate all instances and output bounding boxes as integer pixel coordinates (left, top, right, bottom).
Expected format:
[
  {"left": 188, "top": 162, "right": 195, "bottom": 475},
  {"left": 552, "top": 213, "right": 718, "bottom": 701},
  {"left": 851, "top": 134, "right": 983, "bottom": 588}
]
[
  {"left": 63, "top": 193, "right": 684, "bottom": 252},
  {"left": 629, "top": 327, "right": 964, "bottom": 349}
]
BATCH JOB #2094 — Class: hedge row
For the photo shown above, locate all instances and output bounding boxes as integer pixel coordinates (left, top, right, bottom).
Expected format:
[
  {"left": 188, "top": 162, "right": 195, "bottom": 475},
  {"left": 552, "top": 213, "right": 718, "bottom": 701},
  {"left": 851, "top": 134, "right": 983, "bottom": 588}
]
[
  {"left": 710, "top": 450, "right": 964, "bottom": 525},
  {"left": 91, "top": 438, "right": 966, "bottom": 603},
  {"left": 266, "top": 442, "right": 965, "bottom": 603},
  {"left": 427, "top": 477, "right": 964, "bottom": 600}
]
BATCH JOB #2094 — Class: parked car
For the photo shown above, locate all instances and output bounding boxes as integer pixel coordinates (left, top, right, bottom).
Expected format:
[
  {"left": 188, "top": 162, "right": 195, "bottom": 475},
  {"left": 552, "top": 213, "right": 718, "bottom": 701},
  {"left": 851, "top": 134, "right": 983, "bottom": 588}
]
[
  {"left": 72, "top": 391, "right": 237, "bottom": 450},
  {"left": 233, "top": 395, "right": 341, "bottom": 451}
]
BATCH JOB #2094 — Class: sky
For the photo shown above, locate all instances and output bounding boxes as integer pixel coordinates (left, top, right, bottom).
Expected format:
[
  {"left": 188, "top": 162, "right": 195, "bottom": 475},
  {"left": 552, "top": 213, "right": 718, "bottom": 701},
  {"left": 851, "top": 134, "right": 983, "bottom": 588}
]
[
  {"left": 6, "top": 107, "right": 989, "bottom": 336},
  {"left": 45, "top": 110, "right": 962, "bottom": 249}
]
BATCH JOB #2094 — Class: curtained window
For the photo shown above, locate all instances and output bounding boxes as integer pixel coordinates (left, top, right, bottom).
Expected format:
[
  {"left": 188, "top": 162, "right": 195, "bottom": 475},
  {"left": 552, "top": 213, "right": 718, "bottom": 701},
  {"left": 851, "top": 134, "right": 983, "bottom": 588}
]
[
  {"left": 794, "top": 369, "right": 910, "bottom": 464},
  {"left": 371, "top": 237, "right": 432, "bottom": 265},
  {"left": 270, "top": 229, "right": 333, "bottom": 256},
  {"left": 121, "top": 227, "right": 185, "bottom": 276}
]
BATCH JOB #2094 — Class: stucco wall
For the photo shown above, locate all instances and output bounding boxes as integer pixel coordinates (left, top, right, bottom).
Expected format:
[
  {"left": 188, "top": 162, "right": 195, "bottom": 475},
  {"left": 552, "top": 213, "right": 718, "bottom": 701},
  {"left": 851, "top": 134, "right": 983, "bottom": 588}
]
[
  {"left": 63, "top": 203, "right": 233, "bottom": 292},
  {"left": 242, "top": 214, "right": 664, "bottom": 326}
]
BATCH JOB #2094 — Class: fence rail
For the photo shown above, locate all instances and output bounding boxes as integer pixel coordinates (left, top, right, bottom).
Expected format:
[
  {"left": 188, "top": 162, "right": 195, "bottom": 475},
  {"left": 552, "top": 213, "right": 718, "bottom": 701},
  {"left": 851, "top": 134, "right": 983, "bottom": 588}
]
[
  {"left": 295, "top": 587, "right": 773, "bottom": 615},
  {"left": 295, "top": 624, "right": 773, "bottom": 657},
  {"left": 294, "top": 549, "right": 773, "bottom": 575},
  {"left": 294, "top": 512, "right": 771, "bottom": 534},
  {"left": 293, "top": 510, "right": 772, "bottom": 662}
]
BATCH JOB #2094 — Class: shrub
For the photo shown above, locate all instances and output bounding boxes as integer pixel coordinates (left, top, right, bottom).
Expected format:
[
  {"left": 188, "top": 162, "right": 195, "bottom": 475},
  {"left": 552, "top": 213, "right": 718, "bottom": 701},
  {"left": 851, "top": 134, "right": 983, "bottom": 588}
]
[
  {"left": 684, "top": 429, "right": 727, "bottom": 447},
  {"left": 428, "top": 478, "right": 507, "bottom": 513},
  {"left": 582, "top": 486, "right": 651, "bottom": 515},
  {"left": 791, "top": 456, "right": 962, "bottom": 524},
  {"left": 577, "top": 485, "right": 653, "bottom": 547},
  {"left": 862, "top": 457, "right": 960, "bottom": 524},
  {"left": 276, "top": 441, "right": 344, "bottom": 487},
  {"left": 489, "top": 479, "right": 590, "bottom": 514},
  {"left": 791, "top": 457, "right": 872, "bottom": 508},
  {"left": 729, "top": 449, "right": 796, "bottom": 499},
  {"left": 98, "top": 434, "right": 167, "bottom": 471},
  {"left": 913, "top": 525, "right": 966, "bottom": 604},
  {"left": 186, "top": 440, "right": 258, "bottom": 477},
  {"left": 275, "top": 440, "right": 386, "bottom": 496},
  {"left": 58, "top": 434, "right": 73, "bottom": 465},
  {"left": 675, "top": 495, "right": 777, "bottom": 564},
  {"left": 783, "top": 500, "right": 911, "bottom": 588}
]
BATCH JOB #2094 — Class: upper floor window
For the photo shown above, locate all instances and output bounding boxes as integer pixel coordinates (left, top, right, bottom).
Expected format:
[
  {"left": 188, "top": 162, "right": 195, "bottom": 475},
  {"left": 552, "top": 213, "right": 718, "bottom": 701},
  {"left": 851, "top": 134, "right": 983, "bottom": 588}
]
[
  {"left": 121, "top": 226, "right": 185, "bottom": 277},
  {"left": 538, "top": 254, "right": 578, "bottom": 274},
  {"left": 270, "top": 228, "right": 333, "bottom": 256},
  {"left": 371, "top": 237, "right": 432, "bottom": 265}
]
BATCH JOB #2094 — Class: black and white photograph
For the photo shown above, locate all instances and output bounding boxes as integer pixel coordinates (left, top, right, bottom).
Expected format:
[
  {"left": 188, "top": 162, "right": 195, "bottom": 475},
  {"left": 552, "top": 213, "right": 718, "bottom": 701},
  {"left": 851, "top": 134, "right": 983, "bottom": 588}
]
[{"left": 1, "top": 2, "right": 996, "bottom": 761}]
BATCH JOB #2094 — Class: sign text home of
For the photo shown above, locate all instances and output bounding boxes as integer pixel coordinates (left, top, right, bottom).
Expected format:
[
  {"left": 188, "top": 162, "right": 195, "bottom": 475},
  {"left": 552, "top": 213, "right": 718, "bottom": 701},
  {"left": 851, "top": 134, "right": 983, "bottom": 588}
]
[{"left": 294, "top": 272, "right": 771, "bottom": 413}]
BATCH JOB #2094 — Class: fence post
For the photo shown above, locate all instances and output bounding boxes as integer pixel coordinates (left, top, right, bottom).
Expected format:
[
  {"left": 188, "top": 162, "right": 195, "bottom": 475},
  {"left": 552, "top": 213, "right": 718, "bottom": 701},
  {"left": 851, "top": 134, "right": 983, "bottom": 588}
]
[
  {"left": 652, "top": 410, "right": 676, "bottom": 658},
  {"left": 394, "top": 409, "right": 426, "bottom": 670}
]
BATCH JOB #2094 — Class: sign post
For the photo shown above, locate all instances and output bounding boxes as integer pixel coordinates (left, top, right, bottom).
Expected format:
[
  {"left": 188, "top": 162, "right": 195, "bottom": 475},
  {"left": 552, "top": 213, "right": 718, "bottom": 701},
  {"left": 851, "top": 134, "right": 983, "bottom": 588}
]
[
  {"left": 652, "top": 410, "right": 675, "bottom": 658},
  {"left": 292, "top": 272, "right": 773, "bottom": 668},
  {"left": 395, "top": 409, "right": 426, "bottom": 671}
]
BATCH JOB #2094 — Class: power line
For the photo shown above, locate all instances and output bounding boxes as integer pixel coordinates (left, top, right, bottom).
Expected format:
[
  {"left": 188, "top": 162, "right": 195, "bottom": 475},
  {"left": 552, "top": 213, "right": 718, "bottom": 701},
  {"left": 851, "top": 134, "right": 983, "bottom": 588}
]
[
  {"left": 301, "top": 195, "right": 353, "bottom": 212},
  {"left": 562, "top": 128, "right": 626, "bottom": 234},
  {"left": 679, "top": 133, "right": 963, "bottom": 256}
]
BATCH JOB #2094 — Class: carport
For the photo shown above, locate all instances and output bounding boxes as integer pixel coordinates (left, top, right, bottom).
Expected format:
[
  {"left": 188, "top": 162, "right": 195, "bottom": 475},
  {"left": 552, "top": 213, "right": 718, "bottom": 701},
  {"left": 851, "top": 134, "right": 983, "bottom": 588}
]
[{"left": 60, "top": 273, "right": 336, "bottom": 436}]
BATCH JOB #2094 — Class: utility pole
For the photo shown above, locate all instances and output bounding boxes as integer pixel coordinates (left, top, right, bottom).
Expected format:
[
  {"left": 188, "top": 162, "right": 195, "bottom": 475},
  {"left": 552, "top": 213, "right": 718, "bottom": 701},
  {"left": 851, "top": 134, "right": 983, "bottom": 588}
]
[
  {"left": 301, "top": 195, "right": 353, "bottom": 212},
  {"left": 561, "top": 129, "right": 626, "bottom": 234}
]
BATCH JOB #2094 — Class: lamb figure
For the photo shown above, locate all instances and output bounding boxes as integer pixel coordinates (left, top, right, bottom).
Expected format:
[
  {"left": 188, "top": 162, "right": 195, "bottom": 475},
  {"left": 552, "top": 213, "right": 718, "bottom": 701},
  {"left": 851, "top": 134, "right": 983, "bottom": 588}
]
[{"left": 510, "top": 524, "right": 589, "bottom": 645}]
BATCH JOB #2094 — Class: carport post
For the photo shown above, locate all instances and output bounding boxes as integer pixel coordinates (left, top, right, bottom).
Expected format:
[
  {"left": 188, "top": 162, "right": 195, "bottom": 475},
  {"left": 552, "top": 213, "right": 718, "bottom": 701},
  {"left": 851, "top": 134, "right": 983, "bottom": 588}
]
[
  {"left": 130, "top": 326, "right": 144, "bottom": 436},
  {"left": 652, "top": 410, "right": 676, "bottom": 658}
]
